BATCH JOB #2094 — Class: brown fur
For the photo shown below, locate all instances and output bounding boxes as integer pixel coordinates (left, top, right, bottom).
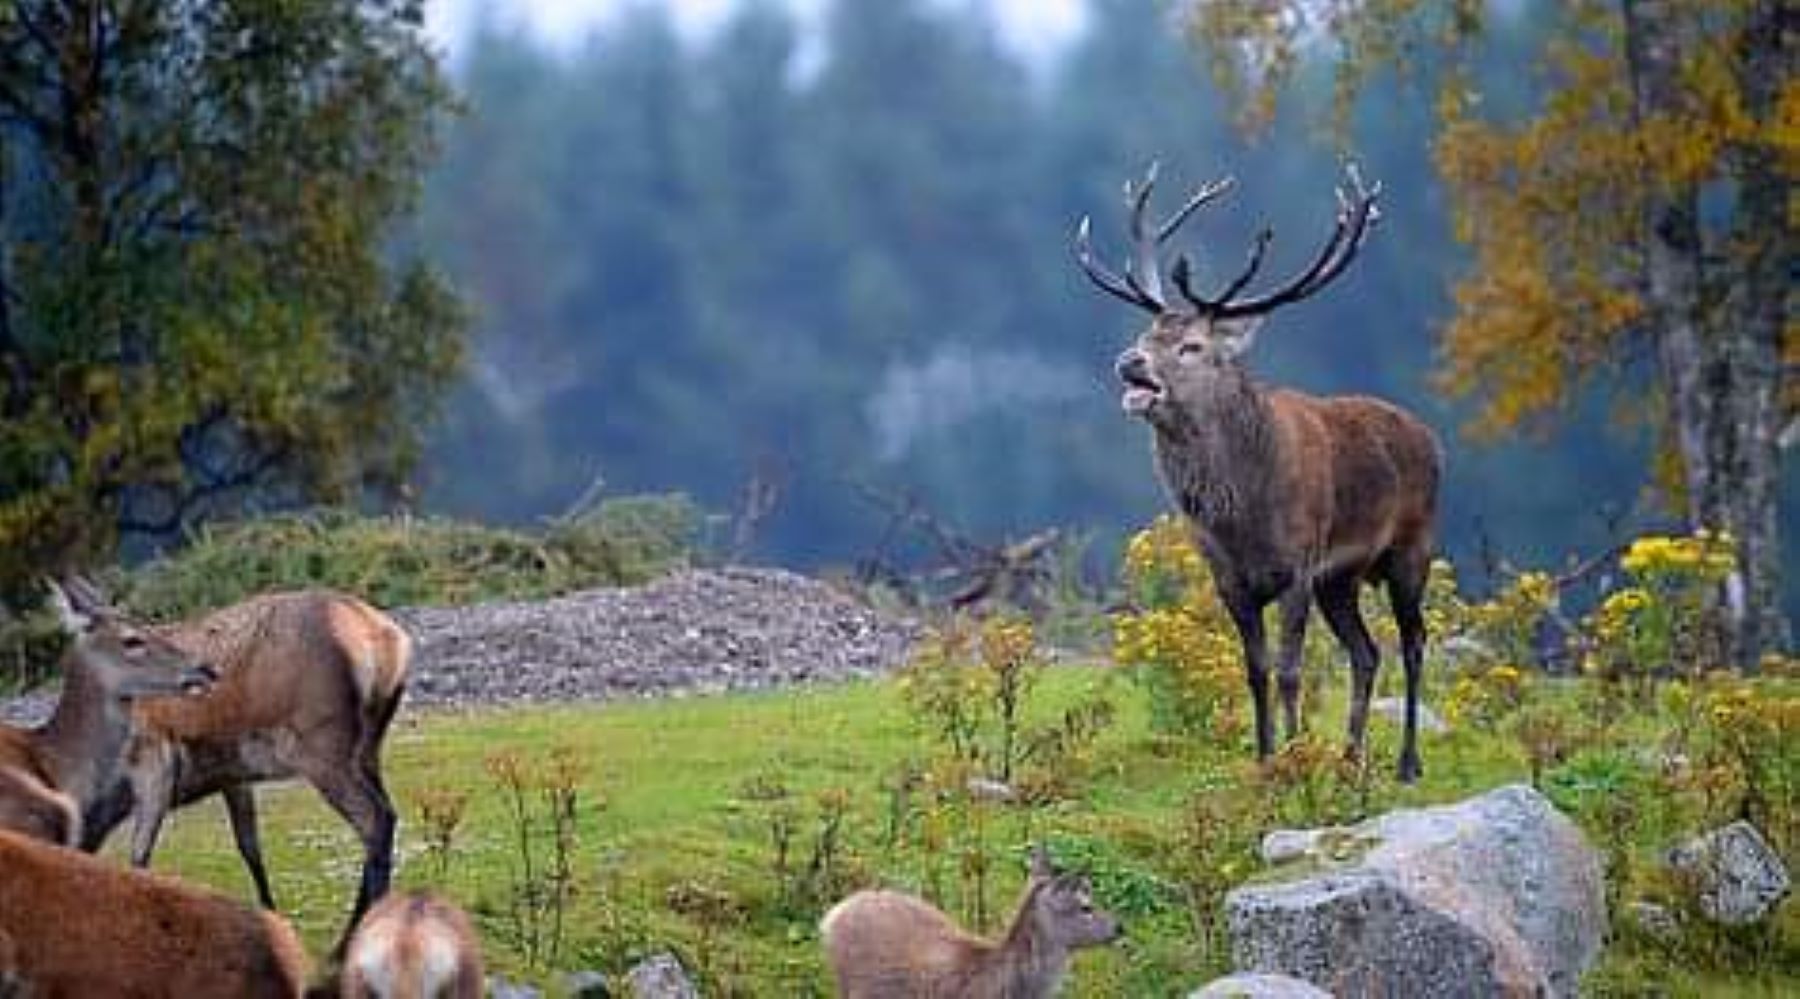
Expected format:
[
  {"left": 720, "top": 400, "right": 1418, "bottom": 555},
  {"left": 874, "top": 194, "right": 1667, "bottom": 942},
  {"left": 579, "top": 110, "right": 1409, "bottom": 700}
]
[
  {"left": 0, "top": 829, "right": 309, "bottom": 997},
  {"left": 1080, "top": 165, "right": 1442, "bottom": 781},
  {"left": 75, "top": 588, "right": 411, "bottom": 945},
  {"left": 341, "top": 891, "right": 484, "bottom": 999},
  {"left": 0, "top": 588, "right": 213, "bottom": 848},
  {"left": 822, "top": 856, "right": 1121, "bottom": 998}
]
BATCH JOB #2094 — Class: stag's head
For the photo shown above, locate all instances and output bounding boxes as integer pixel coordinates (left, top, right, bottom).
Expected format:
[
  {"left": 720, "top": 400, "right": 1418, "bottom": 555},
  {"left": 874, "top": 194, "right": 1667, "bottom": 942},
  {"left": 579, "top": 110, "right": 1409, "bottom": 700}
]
[{"left": 1075, "top": 162, "right": 1381, "bottom": 427}]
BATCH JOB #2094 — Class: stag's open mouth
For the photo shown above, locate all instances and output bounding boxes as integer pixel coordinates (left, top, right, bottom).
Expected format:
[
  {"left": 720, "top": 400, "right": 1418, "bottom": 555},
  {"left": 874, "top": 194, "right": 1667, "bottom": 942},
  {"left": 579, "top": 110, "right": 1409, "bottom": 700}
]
[{"left": 1120, "top": 370, "right": 1164, "bottom": 416}]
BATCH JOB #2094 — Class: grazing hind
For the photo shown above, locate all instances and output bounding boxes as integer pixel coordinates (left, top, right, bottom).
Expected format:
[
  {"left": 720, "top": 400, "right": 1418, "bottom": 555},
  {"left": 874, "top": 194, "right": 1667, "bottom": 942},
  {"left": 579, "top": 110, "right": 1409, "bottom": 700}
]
[{"left": 821, "top": 846, "right": 1121, "bottom": 997}]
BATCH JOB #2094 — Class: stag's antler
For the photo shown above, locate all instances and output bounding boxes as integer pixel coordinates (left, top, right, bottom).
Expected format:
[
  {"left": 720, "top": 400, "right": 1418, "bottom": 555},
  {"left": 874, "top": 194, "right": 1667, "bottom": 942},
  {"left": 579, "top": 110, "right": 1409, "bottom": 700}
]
[
  {"left": 1078, "top": 161, "right": 1381, "bottom": 319},
  {"left": 1178, "top": 162, "right": 1382, "bottom": 318},
  {"left": 1074, "top": 162, "right": 1233, "bottom": 314}
]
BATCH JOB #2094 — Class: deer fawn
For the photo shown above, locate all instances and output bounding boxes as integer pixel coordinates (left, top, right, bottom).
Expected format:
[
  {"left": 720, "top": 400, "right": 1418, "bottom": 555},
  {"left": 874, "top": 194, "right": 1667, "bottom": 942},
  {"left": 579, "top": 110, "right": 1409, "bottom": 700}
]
[
  {"left": 58, "top": 578, "right": 412, "bottom": 945},
  {"left": 0, "top": 828, "right": 309, "bottom": 997},
  {"left": 0, "top": 580, "right": 215, "bottom": 846},
  {"left": 1076, "top": 162, "right": 1442, "bottom": 782},
  {"left": 341, "top": 890, "right": 484, "bottom": 999},
  {"left": 821, "top": 846, "right": 1122, "bottom": 998}
]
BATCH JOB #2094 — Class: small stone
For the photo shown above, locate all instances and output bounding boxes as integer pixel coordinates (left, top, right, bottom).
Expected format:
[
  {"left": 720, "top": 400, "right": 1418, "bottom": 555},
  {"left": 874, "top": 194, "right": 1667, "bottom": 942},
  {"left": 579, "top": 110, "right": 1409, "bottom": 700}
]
[
  {"left": 966, "top": 777, "right": 1017, "bottom": 802},
  {"left": 486, "top": 976, "right": 545, "bottom": 999},
  {"left": 626, "top": 952, "right": 699, "bottom": 999},
  {"left": 1191, "top": 972, "right": 1332, "bottom": 998},
  {"left": 1667, "top": 820, "right": 1791, "bottom": 925},
  {"left": 561, "top": 969, "right": 611, "bottom": 996},
  {"left": 1369, "top": 696, "right": 1448, "bottom": 734},
  {"left": 1259, "top": 829, "right": 1321, "bottom": 865},
  {"left": 1626, "top": 901, "right": 1679, "bottom": 941}
]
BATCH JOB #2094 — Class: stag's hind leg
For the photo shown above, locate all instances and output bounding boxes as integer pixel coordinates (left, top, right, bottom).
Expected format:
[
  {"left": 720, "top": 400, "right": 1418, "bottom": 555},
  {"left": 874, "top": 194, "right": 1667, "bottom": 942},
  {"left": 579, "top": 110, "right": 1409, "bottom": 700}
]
[
  {"left": 1385, "top": 550, "right": 1431, "bottom": 784},
  {"left": 1314, "top": 572, "right": 1381, "bottom": 763}
]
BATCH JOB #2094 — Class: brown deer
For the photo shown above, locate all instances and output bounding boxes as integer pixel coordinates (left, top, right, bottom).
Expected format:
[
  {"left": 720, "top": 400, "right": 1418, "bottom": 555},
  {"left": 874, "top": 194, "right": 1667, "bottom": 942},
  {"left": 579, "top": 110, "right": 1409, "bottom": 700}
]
[
  {"left": 0, "top": 580, "right": 216, "bottom": 846},
  {"left": 59, "top": 579, "right": 412, "bottom": 945},
  {"left": 341, "top": 890, "right": 484, "bottom": 999},
  {"left": 821, "top": 846, "right": 1122, "bottom": 998},
  {"left": 0, "top": 828, "right": 310, "bottom": 997},
  {"left": 1075, "top": 162, "right": 1441, "bottom": 782}
]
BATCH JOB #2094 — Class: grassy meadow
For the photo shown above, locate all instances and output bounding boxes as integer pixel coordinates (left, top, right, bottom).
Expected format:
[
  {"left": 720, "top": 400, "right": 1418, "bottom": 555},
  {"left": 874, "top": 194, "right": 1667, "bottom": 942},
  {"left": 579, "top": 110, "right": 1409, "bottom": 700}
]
[{"left": 136, "top": 664, "right": 1796, "bottom": 997}]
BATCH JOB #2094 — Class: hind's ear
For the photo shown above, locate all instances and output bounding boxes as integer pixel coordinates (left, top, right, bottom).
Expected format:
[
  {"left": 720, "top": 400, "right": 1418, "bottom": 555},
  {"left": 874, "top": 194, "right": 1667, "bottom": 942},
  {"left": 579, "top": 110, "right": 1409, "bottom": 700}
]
[
  {"left": 44, "top": 579, "right": 94, "bottom": 635},
  {"left": 1029, "top": 844, "right": 1056, "bottom": 881}
]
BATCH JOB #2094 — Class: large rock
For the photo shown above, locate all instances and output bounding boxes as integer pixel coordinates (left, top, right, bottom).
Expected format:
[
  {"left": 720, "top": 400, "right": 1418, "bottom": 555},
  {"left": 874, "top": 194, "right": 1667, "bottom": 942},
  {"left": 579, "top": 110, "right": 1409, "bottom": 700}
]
[
  {"left": 1227, "top": 784, "right": 1605, "bottom": 998},
  {"left": 1191, "top": 972, "right": 1332, "bottom": 997},
  {"left": 1667, "top": 820, "right": 1791, "bottom": 925}
]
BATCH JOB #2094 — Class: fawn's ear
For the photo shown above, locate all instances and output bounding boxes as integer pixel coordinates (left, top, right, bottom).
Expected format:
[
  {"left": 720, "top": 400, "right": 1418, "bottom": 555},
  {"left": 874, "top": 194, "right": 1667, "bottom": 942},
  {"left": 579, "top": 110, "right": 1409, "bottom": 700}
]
[{"left": 1029, "top": 844, "right": 1056, "bottom": 881}]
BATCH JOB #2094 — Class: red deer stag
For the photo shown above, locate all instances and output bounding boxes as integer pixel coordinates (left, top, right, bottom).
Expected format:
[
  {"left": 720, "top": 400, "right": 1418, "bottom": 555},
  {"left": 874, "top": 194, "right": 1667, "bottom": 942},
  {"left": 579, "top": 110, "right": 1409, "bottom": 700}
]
[
  {"left": 821, "top": 845, "right": 1122, "bottom": 997},
  {"left": 0, "top": 828, "right": 310, "bottom": 997},
  {"left": 0, "top": 580, "right": 215, "bottom": 846},
  {"left": 342, "top": 890, "right": 485, "bottom": 999},
  {"left": 1075, "top": 162, "right": 1441, "bottom": 781},
  {"left": 60, "top": 579, "right": 412, "bottom": 945}
]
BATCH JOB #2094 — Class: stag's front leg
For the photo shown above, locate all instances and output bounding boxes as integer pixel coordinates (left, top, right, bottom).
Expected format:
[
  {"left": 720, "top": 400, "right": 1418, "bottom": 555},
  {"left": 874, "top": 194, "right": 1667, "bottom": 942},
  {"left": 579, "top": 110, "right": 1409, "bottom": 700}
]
[
  {"left": 1275, "top": 586, "right": 1311, "bottom": 741},
  {"left": 1218, "top": 581, "right": 1275, "bottom": 760}
]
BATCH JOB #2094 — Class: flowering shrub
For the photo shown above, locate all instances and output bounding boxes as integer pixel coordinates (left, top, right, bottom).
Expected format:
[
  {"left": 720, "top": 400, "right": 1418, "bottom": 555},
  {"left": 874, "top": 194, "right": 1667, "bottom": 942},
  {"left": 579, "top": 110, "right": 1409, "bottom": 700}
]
[
  {"left": 1585, "top": 529, "right": 1736, "bottom": 684},
  {"left": 1112, "top": 516, "right": 1244, "bottom": 739},
  {"left": 896, "top": 613, "right": 1048, "bottom": 782},
  {"left": 1445, "top": 663, "right": 1531, "bottom": 728}
]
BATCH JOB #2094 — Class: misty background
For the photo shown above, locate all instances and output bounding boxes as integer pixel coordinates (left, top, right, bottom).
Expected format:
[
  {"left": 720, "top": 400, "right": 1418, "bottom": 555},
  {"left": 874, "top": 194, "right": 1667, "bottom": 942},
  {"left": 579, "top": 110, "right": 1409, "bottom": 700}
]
[{"left": 410, "top": 0, "right": 1792, "bottom": 601}]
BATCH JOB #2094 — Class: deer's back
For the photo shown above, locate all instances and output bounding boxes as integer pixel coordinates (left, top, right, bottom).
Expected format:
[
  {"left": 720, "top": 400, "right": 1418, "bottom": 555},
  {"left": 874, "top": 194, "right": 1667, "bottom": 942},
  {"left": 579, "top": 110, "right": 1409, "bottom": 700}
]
[
  {"left": 137, "top": 590, "right": 410, "bottom": 740},
  {"left": 0, "top": 830, "right": 308, "bottom": 997},
  {"left": 343, "top": 890, "right": 483, "bottom": 999},
  {"left": 822, "top": 890, "right": 992, "bottom": 998}
]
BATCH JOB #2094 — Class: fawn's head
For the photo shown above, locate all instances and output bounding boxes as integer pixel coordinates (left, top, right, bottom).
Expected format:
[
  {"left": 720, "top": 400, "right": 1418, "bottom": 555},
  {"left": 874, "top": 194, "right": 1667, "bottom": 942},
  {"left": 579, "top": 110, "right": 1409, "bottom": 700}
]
[
  {"left": 1075, "top": 162, "right": 1381, "bottom": 428},
  {"left": 46, "top": 578, "right": 216, "bottom": 702},
  {"left": 1024, "top": 846, "right": 1122, "bottom": 950}
]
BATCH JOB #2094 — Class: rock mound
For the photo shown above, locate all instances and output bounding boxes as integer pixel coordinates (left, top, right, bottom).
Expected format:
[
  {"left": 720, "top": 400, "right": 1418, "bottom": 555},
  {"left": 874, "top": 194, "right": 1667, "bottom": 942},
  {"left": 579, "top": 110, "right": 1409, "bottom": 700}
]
[
  {"left": 1227, "top": 784, "right": 1605, "bottom": 998},
  {"left": 395, "top": 567, "right": 920, "bottom": 707},
  {"left": 1, "top": 568, "right": 920, "bottom": 722}
]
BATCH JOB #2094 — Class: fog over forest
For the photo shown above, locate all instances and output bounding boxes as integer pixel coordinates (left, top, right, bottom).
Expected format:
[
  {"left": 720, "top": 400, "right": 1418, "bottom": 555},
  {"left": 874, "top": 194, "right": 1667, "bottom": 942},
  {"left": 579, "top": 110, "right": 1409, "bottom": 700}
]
[{"left": 416, "top": 0, "right": 1798, "bottom": 609}]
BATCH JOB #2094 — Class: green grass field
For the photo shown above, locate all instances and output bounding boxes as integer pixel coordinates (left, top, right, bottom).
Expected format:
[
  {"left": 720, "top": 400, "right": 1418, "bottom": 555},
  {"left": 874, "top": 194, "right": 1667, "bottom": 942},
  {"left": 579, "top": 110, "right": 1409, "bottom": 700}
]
[{"left": 135, "top": 666, "right": 1796, "bottom": 997}]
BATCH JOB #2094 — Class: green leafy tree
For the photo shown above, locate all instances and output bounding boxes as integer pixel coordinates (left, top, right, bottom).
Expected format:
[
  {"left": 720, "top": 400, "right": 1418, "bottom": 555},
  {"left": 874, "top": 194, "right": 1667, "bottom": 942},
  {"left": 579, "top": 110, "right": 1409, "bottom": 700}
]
[
  {"left": 0, "top": 0, "right": 463, "bottom": 599},
  {"left": 1194, "top": 0, "right": 1795, "bottom": 664}
]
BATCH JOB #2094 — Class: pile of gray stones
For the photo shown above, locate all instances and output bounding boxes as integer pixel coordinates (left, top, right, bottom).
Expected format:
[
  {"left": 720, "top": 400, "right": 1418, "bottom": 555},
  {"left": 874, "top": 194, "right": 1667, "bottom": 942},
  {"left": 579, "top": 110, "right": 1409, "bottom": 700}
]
[{"left": 1, "top": 567, "right": 921, "bottom": 726}]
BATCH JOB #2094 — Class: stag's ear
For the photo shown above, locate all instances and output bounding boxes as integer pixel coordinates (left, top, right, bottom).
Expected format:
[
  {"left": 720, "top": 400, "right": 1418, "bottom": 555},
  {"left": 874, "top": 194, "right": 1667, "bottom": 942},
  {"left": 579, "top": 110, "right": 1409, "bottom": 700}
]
[
  {"left": 1029, "top": 844, "right": 1057, "bottom": 882},
  {"left": 44, "top": 579, "right": 95, "bottom": 635},
  {"left": 1214, "top": 315, "right": 1264, "bottom": 358}
]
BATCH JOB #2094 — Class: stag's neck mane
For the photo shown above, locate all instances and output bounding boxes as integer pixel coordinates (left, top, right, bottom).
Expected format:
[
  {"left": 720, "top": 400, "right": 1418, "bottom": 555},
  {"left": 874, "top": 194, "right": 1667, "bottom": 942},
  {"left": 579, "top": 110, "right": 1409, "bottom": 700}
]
[{"left": 1151, "top": 370, "right": 1279, "bottom": 528}]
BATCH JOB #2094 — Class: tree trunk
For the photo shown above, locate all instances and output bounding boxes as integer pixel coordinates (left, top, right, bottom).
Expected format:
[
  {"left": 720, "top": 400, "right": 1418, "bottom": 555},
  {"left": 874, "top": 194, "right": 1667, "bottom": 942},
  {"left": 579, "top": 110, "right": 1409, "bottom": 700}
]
[{"left": 1622, "top": 0, "right": 1791, "bottom": 668}]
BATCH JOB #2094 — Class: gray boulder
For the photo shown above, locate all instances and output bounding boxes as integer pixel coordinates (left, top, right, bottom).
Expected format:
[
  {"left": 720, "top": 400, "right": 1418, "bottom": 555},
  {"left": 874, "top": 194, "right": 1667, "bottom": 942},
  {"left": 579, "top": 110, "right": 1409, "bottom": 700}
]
[
  {"left": 1227, "top": 784, "right": 1604, "bottom": 998},
  {"left": 626, "top": 952, "right": 699, "bottom": 999},
  {"left": 562, "top": 969, "right": 611, "bottom": 997},
  {"left": 1191, "top": 972, "right": 1332, "bottom": 997},
  {"left": 1667, "top": 820, "right": 1791, "bottom": 925}
]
